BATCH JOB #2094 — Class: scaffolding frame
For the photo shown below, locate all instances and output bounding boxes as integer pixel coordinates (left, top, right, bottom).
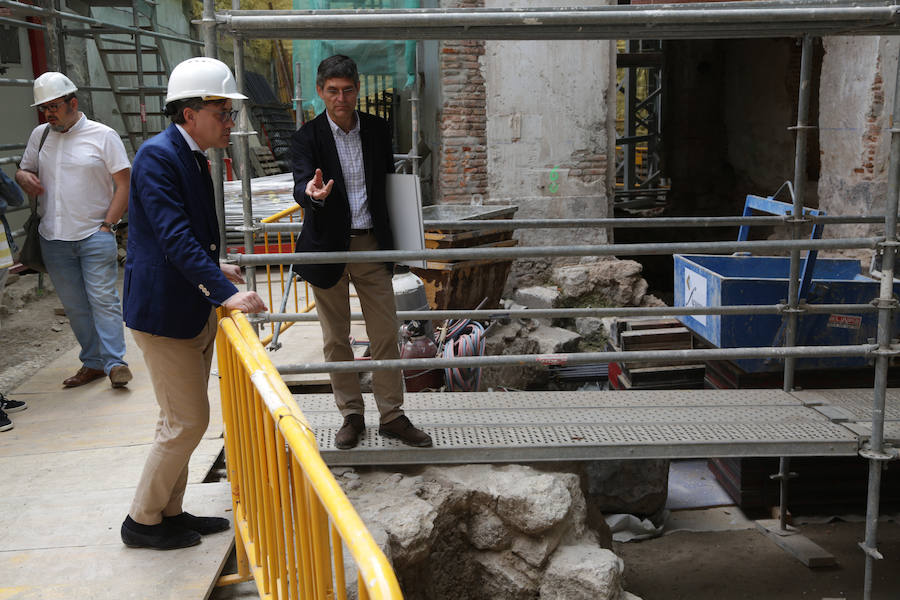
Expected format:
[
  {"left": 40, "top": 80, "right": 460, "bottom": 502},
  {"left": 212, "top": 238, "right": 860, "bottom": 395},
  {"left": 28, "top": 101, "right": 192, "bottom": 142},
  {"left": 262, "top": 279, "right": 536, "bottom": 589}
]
[{"left": 207, "top": 2, "right": 900, "bottom": 598}]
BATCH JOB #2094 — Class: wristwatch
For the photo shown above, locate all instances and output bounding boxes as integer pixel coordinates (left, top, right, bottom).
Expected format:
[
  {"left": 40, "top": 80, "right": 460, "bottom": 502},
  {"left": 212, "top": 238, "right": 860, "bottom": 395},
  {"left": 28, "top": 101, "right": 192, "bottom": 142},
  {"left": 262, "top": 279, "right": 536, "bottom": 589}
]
[{"left": 101, "top": 221, "right": 119, "bottom": 232}]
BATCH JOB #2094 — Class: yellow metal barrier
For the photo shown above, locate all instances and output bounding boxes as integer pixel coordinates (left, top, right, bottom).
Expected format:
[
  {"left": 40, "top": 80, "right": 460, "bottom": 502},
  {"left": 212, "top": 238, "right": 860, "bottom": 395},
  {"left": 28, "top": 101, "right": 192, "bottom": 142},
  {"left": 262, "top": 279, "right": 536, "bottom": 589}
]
[
  {"left": 215, "top": 308, "right": 403, "bottom": 600},
  {"left": 259, "top": 205, "right": 315, "bottom": 345}
]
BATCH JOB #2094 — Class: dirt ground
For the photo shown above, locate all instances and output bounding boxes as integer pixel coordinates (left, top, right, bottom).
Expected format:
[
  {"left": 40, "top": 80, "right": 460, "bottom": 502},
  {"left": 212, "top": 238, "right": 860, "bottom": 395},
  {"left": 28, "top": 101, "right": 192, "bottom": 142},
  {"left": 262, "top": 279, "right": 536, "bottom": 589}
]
[
  {"left": 615, "top": 520, "right": 900, "bottom": 600},
  {"left": 3, "top": 272, "right": 897, "bottom": 600},
  {"left": 0, "top": 272, "right": 78, "bottom": 394}
]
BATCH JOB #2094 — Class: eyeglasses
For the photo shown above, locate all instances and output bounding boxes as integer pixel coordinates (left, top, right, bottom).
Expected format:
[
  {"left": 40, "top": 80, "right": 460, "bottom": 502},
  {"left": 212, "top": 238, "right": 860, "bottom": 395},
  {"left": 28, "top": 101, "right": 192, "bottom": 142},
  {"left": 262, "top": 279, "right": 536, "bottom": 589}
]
[
  {"left": 204, "top": 107, "right": 239, "bottom": 123},
  {"left": 37, "top": 99, "right": 69, "bottom": 114}
]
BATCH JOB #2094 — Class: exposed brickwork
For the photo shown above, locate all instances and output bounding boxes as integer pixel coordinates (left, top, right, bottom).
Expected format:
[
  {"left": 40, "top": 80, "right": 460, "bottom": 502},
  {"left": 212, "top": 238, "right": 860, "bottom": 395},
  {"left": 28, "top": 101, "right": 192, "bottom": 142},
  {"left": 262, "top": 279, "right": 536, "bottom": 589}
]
[
  {"left": 861, "top": 54, "right": 885, "bottom": 178},
  {"left": 437, "top": 0, "right": 487, "bottom": 203},
  {"left": 568, "top": 149, "right": 608, "bottom": 185}
]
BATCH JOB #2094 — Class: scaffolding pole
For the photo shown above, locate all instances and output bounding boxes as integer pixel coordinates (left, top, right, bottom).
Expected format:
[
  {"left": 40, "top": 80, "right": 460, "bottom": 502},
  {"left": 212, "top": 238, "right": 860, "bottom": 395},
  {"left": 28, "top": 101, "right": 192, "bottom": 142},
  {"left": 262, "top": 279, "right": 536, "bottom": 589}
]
[
  {"left": 222, "top": 3, "right": 900, "bottom": 41},
  {"left": 860, "top": 25, "right": 900, "bottom": 599},
  {"left": 210, "top": 4, "right": 900, "bottom": 596},
  {"left": 230, "top": 236, "right": 881, "bottom": 267},
  {"left": 257, "top": 213, "right": 889, "bottom": 233}
]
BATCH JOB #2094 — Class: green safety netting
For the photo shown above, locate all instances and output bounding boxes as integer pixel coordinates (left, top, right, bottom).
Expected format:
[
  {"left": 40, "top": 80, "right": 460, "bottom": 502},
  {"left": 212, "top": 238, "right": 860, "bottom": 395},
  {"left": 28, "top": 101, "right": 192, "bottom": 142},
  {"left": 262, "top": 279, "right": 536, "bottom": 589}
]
[{"left": 290, "top": 0, "right": 417, "bottom": 119}]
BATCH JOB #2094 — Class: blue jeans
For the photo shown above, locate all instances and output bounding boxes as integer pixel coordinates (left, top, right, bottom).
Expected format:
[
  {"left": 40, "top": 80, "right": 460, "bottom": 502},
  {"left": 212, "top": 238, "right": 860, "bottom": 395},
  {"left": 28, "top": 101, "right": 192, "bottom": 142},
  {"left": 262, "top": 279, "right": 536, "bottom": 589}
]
[{"left": 41, "top": 231, "right": 127, "bottom": 373}]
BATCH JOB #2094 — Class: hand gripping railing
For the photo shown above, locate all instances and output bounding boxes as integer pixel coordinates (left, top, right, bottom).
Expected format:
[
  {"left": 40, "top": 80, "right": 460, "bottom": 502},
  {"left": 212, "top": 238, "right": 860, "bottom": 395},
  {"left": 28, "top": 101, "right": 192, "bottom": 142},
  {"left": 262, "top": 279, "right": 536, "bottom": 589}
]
[{"left": 215, "top": 308, "right": 402, "bottom": 600}]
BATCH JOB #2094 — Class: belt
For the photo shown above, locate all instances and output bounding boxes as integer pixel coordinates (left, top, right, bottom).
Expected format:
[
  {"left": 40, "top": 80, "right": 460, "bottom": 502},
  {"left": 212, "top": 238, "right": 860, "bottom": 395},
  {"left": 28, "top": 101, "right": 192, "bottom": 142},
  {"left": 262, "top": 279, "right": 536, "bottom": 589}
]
[{"left": 349, "top": 228, "right": 375, "bottom": 237}]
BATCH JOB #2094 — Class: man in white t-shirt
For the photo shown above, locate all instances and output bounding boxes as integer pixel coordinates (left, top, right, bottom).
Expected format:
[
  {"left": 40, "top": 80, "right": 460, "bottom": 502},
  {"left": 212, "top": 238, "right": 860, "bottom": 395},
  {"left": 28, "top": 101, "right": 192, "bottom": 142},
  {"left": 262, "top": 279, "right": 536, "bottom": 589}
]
[{"left": 15, "top": 72, "right": 133, "bottom": 389}]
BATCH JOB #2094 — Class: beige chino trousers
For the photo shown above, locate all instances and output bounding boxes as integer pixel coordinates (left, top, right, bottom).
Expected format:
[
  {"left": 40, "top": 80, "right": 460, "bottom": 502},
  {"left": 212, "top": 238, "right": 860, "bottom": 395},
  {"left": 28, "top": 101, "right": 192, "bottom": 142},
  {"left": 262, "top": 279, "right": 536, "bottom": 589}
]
[
  {"left": 128, "top": 308, "right": 217, "bottom": 525},
  {"left": 311, "top": 232, "right": 404, "bottom": 424}
]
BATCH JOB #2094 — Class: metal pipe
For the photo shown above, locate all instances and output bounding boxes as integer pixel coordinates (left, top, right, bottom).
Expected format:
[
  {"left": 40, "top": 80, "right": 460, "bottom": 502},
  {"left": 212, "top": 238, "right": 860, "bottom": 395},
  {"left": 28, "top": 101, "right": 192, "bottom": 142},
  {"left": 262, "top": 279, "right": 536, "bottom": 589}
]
[
  {"left": 202, "top": 0, "right": 228, "bottom": 262},
  {"left": 231, "top": 236, "right": 882, "bottom": 266},
  {"left": 258, "top": 214, "right": 888, "bottom": 233},
  {"left": 259, "top": 302, "right": 878, "bottom": 323},
  {"left": 0, "top": 15, "right": 44, "bottom": 29},
  {"left": 861, "top": 23, "right": 900, "bottom": 600},
  {"left": 37, "top": 0, "right": 61, "bottom": 72},
  {"left": 0, "top": 0, "right": 203, "bottom": 46},
  {"left": 0, "top": 143, "right": 27, "bottom": 151},
  {"left": 293, "top": 60, "right": 303, "bottom": 128},
  {"left": 275, "top": 343, "right": 875, "bottom": 375},
  {"left": 222, "top": 5, "right": 900, "bottom": 40},
  {"left": 132, "top": 0, "right": 148, "bottom": 143},
  {"left": 0, "top": 156, "right": 23, "bottom": 166},
  {"left": 409, "top": 40, "right": 421, "bottom": 176},
  {"left": 232, "top": 21, "right": 258, "bottom": 321},
  {"left": 0, "top": 77, "right": 35, "bottom": 87},
  {"left": 775, "top": 35, "right": 815, "bottom": 532}
]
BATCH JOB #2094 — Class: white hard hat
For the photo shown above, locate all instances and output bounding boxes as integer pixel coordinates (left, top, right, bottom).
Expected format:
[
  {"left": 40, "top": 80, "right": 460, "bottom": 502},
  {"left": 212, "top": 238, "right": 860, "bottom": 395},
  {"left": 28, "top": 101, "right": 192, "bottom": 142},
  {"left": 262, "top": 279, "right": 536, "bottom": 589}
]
[
  {"left": 165, "top": 57, "right": 248, "bottom": 104},
  {"left": 31, "top": 72, "right": 78, "bottom": 107}
]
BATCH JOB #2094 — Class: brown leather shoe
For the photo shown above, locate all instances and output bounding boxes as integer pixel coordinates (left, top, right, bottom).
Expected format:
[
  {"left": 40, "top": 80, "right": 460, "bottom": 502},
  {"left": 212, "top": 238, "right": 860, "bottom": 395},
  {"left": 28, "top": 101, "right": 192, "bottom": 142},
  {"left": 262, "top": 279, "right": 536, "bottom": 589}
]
[
  {"left": 378, "top": 415, "right": 433, "bottom": 447},
  {"left": 63, "top": 366, "right": 105, "bottom": 388},
  {"left": 334, "top": 414, "right": 366, "bottom": 449},
  {"left": 109, "top": 365, "right": 133, "bottom": 388}
]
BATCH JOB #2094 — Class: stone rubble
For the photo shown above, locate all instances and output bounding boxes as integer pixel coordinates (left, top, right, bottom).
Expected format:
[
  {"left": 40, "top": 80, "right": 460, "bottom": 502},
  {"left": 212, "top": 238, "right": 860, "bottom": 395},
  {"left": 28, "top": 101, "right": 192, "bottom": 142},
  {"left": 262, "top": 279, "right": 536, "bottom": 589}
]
[{"left": 336, "top": 464, "right": 642, "bottom": 600}]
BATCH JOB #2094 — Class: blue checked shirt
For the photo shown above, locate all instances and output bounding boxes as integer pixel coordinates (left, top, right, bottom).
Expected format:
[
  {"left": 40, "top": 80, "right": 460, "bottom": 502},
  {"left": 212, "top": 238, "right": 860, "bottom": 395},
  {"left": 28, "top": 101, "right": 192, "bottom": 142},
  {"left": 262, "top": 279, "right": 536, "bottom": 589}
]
[{"left": 326, "top": 111, "right": 373, "bottom": 229}]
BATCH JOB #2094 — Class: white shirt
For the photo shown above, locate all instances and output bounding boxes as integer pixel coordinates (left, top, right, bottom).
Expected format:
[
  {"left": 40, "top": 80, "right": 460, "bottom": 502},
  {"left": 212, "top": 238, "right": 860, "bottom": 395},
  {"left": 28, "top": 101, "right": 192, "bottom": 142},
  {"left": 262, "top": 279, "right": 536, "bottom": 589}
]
[
  {"left": 175, "top": 124, "right": 205, "bottom": 159},
  {"left": 326, "top": 111, "right": 372, "bottom": 229},
  {"left": 20, "top": 115, "right": 130, "bottom": 241}
]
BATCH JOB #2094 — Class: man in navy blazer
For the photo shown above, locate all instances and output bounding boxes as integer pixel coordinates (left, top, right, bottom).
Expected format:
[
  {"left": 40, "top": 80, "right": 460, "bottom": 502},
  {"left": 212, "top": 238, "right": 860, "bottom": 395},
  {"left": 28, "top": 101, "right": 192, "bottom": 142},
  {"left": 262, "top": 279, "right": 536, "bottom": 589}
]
[
  {"left": 291, "top": 55, "right": 431, "bottom": 450},
  {"left": 120, "top": 57, "right": 266, "bottom": 551}
]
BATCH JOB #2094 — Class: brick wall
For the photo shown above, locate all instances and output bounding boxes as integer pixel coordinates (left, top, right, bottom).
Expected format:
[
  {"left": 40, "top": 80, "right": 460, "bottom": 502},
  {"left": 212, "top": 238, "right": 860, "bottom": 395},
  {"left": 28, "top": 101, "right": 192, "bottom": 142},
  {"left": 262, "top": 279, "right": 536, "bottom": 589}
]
[
  {"left": 859, "top": 55, "right": 884, "bottom": 177},
  {"left": 437, "top": 0, "right": 487, "bottom": 203}
]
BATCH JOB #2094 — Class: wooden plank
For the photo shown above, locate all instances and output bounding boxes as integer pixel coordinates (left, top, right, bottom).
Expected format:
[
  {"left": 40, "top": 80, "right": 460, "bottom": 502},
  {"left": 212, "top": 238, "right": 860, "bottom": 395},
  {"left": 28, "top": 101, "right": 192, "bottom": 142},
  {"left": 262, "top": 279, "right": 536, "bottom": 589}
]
[
  {"left": 625, "top": 318, "right": 684, "bottom": 331},
  {"left": 620, "top": 326, "right": 693, "bottom": 351},
  {"left": 755, "top": 519, "right": 837, "bottom": 568}
]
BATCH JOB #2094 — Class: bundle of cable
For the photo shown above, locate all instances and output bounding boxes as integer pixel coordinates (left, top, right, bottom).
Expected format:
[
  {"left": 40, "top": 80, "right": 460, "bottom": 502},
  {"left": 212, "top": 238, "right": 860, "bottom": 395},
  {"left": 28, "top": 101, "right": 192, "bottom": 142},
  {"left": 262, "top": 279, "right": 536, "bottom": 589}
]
[{"left": 442, "top": 320, "right": 486, "bottom": 392}]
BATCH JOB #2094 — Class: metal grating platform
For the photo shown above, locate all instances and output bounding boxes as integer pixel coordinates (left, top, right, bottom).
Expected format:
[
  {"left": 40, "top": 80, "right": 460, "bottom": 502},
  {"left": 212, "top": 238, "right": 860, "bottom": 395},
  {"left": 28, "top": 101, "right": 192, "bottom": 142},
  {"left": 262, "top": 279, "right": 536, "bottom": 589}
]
[
  {"left": 294, "top": 390, "right": 861, "bottom": 466},
  {"left": 790, "top": 389, "right": 900, "bottom": 444}
]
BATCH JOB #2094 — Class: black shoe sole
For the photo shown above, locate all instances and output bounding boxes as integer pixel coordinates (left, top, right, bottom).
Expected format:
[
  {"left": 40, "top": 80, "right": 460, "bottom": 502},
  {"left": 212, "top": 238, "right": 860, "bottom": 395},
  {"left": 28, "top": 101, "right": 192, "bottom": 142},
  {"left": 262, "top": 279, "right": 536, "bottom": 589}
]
[
  {"left": 121, "top": 526, "right": 202, "bottom": 550},
  {"left": 334, "top": 434, "right": 363, "bottom": 450},
  {"left": 2, "top": 404, "right": 26, "bottom": 413},
  {"left": 378, "top": 429, "right": 433, "bottom": 447}
]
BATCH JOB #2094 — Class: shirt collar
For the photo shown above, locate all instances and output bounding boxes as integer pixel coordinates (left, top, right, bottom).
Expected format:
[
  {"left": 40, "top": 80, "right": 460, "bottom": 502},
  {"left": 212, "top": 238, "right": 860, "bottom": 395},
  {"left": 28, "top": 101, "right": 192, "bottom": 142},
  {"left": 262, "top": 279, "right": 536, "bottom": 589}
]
[
  {"left": 325, "top": 110, "right": 359, "bottom": 137},
  {"left": 61, "top": 113, "right": 86, "bottom": 134},
  {"left": 175, "top": 124, "right": 204, "bottom": 155}
]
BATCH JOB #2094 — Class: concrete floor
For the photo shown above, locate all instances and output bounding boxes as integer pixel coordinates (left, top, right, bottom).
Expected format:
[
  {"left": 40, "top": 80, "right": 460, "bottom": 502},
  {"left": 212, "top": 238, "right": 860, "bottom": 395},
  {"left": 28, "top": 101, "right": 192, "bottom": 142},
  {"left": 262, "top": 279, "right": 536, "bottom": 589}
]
[{"left": 0, "top": 330, "right": 234, "bottom": 600}]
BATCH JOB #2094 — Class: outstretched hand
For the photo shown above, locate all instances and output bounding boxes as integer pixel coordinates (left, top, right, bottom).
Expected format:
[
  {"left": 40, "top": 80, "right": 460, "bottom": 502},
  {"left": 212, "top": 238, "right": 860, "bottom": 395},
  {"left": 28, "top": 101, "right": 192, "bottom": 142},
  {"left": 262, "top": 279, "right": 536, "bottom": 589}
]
[{"left": 305, "top": 168, "right": 334, "bottom": 202}]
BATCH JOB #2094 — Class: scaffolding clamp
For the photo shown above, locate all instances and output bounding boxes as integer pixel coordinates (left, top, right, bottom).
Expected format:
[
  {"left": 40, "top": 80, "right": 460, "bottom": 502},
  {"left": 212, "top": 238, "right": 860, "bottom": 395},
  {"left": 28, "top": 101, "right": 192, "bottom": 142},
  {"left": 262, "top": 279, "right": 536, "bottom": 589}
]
[
  {"left": 859, "top": 443, "right": 899, "bottom": 462},
  {"left": 768, "top": 470, "right": 798, "bottom": 481},
  {"left": 858, "top": 541, "right": 885, "bottom": 560},
  {"left": 235, "top": 224, "right": 263, "bottom": 234},
  {"left": 230, "top": 130, "right": 259, "bottom": 137},
  {"left": 778, "top": 302, "right": 807, "bottom": 315},
  {"left": 876, "top": 239, "right": 900, "bottom": 249},
  {"left": 783, "top": 215, "right": 812, "bottom": 225},
  {"left": 870, "top": 296, "right": 899, "bottom": 310},
  {"left": 868, "top": 344, "right": 900, "bottom": 357},
  {"left": 787, "top": 125, "right": 817, "bottom": 131}
]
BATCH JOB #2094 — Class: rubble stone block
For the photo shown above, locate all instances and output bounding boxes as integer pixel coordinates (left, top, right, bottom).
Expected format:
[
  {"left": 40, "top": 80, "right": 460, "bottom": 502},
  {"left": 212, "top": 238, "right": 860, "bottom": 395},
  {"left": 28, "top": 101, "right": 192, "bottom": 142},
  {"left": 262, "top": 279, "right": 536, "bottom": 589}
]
[
  {"left": 538, "top": 545, "right": 624, "bottom": 600},
  {"left": 583, "top": 459, "right": 670, "bottom": 517},
  {"left": 532, "top": 325, "right": 582, "bottom": 355},
  {"left": 514, "top": 285, "right": 560, "bottom": 310},
  {"left": 575, "top": 316, "right": 606, "bottom": 344}
]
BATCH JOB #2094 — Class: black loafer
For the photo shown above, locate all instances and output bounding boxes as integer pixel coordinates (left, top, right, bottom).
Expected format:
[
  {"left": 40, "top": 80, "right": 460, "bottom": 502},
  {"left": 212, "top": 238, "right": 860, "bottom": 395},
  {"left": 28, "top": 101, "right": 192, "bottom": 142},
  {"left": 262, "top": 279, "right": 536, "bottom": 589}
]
[
  {"left": 121, "top": 515, "right": 201, "bottom": 550},
  {"left": 163, "top": 512, "right": 230, "bottom": 535}
]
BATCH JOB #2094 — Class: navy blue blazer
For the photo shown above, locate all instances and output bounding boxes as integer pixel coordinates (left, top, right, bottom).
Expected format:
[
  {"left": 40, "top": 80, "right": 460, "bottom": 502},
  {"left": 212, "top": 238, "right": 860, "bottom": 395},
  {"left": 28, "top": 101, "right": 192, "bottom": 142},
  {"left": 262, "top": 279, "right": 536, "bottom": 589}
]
[
  {"left": 123, "top": 124, "right": 238, "bottom": 339},
  {"left": 290, "top": 111, "right": 395, "bottom": 289}
]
